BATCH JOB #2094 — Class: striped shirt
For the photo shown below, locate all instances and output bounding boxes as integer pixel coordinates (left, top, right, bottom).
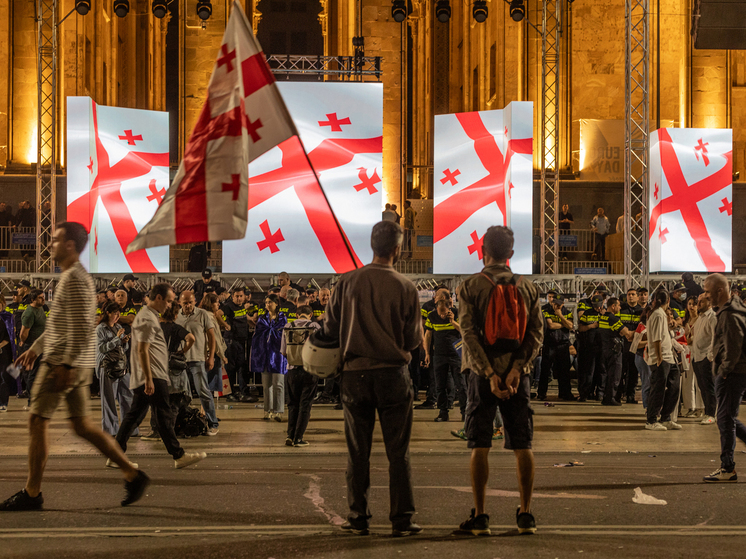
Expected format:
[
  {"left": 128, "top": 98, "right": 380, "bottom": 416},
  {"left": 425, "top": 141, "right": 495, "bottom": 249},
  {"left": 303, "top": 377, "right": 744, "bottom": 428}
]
[{"left": 30, "top": 261, "right": 97, "bottom": 368}]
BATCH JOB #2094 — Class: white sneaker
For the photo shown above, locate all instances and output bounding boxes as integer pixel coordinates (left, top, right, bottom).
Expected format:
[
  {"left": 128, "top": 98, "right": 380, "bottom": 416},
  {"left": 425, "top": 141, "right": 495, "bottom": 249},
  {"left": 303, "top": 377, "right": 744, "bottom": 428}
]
[
  {"left": 0, "top": 405, "right": 7, "bottom": 412},
  {"left": 681, "top": 409, "right": 696, "bottom": 418},
  {"left": 274, "top": 412, "right": 283, "bottom": 423},
  {"left": 662, "top": 420, "right": 682, "bottom": 430},
  {"left": 645, "top": 422, "right": 667, "bottom": 431},
  {"left": 105, "top": 458, "right": 139, "bottom": 469},
  {"left": 206, "top": 427, "right": 219, "bottom": 436},
  {"left": 267, "top": 411, "right": 275, "bottom": 421},
  {"left": 174, "top": 452, "right": 207, "bottom": 469},
  {"left": 701, "top": 415, "right": 716, "bottom": 425},
  {"left": 263, "top": 412, "right": 271, "bottom": 420},
  {"left": 704, "top": 468, "right": 738, "bottom": 483}
]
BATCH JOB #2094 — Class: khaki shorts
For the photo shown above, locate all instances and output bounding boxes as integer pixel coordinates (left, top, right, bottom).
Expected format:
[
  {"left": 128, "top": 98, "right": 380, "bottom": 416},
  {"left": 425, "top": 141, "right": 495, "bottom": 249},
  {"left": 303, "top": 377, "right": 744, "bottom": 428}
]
[{"left": 29, "top": 363, "right": 93, "bottom": 419}]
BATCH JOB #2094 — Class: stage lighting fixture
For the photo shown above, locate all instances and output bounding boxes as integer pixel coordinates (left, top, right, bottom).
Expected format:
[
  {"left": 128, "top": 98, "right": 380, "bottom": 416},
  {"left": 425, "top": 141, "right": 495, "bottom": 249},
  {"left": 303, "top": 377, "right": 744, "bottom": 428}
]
[
  {"left": 75, "top": 0, "right": 91, "bottom": 15},
  {"left": 391, "top": 0, "right": 407, "bottom": 22},
  {"left": 152, "top": 0, "right": 168, "bottom": 18},
  {"left": 113, "top": 0, "right": 129, "bottom": 17},
  {"left": 197, "top": 0, "right": 212, "bottom": 20},
  {"left": 510, "top": 0, "right": 525, "bottom": 21},
  {"left": 473, "top": 0, "right": 488, "bottom": 22},
  {"left": 436, "top": 0, "right": 451, "bottom": 22}
]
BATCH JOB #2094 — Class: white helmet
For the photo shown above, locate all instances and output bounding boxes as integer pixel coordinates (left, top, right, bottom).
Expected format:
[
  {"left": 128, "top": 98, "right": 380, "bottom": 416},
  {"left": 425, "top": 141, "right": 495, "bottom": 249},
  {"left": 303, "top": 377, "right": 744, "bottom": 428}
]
[{"left": 302, "top": 330, "right": 342, "bottom": 379}]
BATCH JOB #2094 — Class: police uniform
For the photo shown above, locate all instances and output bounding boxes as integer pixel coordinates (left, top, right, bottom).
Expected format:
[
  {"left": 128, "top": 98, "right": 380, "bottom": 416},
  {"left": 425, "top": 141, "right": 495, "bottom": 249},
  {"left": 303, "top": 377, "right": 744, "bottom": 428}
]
[
  {"left": 223, "top": 299, "right": 251, "bottom": 397},
  {"left": 418, "top": 298, "right": 438, "bottom": 405},
  {"left": 425, "top": 307, "right": 466, "bottom": 419},
  {"left": 279, "top": 300, "right": 297, "bottom": 322},
  {"left": 538, "top": 301, "right": 574, "bottom": 400},
  {"left": 598, "top": 311, "right": 626, "bottom": 404},
  {"left": 311, "top": 300, "right": 326, "bottom": 322},
  {"left": 669, "top": 297, "right": 686, "bottom": 321},
  {"left": 576, "top": 297, "right": 604, "bottom": 400},
  {"left": 618, "top": 301, "right": 642, "bottom": 401}
]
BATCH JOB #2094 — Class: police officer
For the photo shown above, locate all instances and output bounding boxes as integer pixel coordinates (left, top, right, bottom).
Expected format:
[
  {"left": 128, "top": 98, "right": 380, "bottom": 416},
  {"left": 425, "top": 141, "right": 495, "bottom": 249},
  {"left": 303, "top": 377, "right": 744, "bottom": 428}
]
[
  {"left": 415, "top": 285, "right": 450, "bottom": 410},
  {"left": 617, "top": 288, "right": 643, "bottom": 403},
  {"left": 538, "top": 293, "right": 575, "bottom": 401},
  {"left": 223, "top": 287, "right": 255, "bottom": 403},
  {"left": 597, "top": 297, "right": 633, "bottom": 406},
  {"left": 669, "top": 282, "right": 687, "bottom": 323},
  {"left": 576, "top": 291, "right": 605, "bottom": 401}
]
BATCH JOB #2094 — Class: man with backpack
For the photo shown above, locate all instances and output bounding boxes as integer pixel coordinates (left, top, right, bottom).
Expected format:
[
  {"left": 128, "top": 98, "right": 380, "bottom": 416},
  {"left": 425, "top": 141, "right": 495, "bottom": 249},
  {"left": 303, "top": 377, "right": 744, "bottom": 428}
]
[
  {"left": 456, "top": 225, "right": 543, "bottom": 536},
  {"left": 281, "top": 305, "right": 321, "bottom": 447}
]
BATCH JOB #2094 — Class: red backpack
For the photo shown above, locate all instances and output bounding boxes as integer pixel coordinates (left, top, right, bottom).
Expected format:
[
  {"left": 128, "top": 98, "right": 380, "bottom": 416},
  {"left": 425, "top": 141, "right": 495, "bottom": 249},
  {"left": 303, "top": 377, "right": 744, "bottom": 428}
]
[{"left": 479, "top": 272, "right": 527, "bottom": 354}]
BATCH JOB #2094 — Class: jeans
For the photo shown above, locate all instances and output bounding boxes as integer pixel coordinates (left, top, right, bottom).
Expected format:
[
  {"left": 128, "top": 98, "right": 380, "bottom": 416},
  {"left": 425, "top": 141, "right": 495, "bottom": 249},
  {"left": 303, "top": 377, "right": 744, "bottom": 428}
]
[
  {"left": 286, "top": 367, "right": 318, "bottom": 442},
  {"left": 99, "top": 370, "right": 137, "bottom": 437},
  {"left": 434, "top": 356, "right": 465, "bottom": 416},
  {"left": 538, "top": 344, "right": 572, "bottom": 398},
  {"left": 693, "top": 358, "right": 717, "bottom": 417},
  {"left": 646, "top": 361, "right": 680, "bottom": 424},
  {"left": 187, "top": 361, "right": 218, "bottom": 429},
  {"left": 715, "top": 373, "right": 746, "bottom": 472},
  {"left": 262, "top": 372, "right": 285, "bottom": 414},
  {"left": 116, "top": 378, "right": 184, "bottom": 460},
  {"left": 207, "top": 359, "right": 222, "bottom": 393},
  {"left": 341, "top": 366, "right": 415, "bottom": 529},
  {"left": 635, "top": 353, "right": 652, "bottom": 408}
]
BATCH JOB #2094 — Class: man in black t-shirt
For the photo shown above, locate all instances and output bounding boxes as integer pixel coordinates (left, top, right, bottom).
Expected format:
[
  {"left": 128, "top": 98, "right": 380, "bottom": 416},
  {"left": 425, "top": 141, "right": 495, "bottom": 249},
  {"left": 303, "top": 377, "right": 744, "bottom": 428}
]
[
  {"left": 194, "top": 269, "right": 220, "bottom": 305},
  {"left": 424, "top": 298, "right": 465, "bottom": 422},
  {"left": 222, "top": 287, "right": 255, "bottom": 402},
  {"left": 558, "top": 204, "right": 573, "bottom": 231},
  {"left": 121, "top": 275, "right": 142, "bottom": 309},
  {"left": 311, "top": 288, "right": 329, "bottom": 323}
]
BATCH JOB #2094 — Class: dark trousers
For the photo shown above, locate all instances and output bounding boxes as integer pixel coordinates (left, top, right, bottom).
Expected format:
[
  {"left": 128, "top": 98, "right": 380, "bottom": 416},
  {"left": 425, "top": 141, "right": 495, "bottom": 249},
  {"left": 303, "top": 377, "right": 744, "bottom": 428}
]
[
  {"left": 116, "top": 378, "right": 185, "bottom": 460},
  {"left": 434, "top": 356, "right": 465, "bottom": 416},
  {"left": 577, "top": 333, "right": 601, "bottom": 398},
  {"left": 617, "top": 342, "right": 639, "bottom": 399},
  {"left": 646, "top": 361, "right": 680, "bottom": 424},
  {"left": 226, "top": 338, "right": 250, "bottom": 395},
  {"left": 594, "top": 232, "right": 607, "bottom": 260},
  {"left": 538, "top": 343, "right": 572, "bottom": 398},
  {"left": 715, "top": 373, "right": 746, "bottom": 472},
  {"left": 600, "top": 348, "right": 623, "bottom": 403},
  {"left": 693, "top": 358, "right": 717, "bottom": 417},
  {"left": 286, "top": 367, "right": 318, "bottom": 443},
  {"left": 408, "top": 349, "right": 421, "bottom": 395},
  {"left": 341, "top": 367, "right": 415, "bottom": 529}
]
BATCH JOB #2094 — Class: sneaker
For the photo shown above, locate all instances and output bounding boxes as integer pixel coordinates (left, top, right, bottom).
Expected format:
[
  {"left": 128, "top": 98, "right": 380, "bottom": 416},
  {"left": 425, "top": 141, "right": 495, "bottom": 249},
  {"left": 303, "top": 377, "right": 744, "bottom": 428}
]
[
  {"left": 341, "top": 520, "right": 369, "bottom": 536},
  {"left": 700, "top": 415, "right": 716, "bottom": 425},
  {"left": 240, "top": 394, "right": 258, "bottom": 403},
  {"left": 225, "top": 394, "right": 241, "bottom": 403},
  {"left": 392, "top": 522, "right": 423, "bottom": 537},
  {"left": 206, "top": 427, "right": 219, "bottom": 436},
  {"left": 492, "top": 428, "right": 504, "bottom": 441},
  {"left": 457, "top": 508, "right": 491, "bottom": 536},
  {"left": 645, "top": 422, "right": 667, "bottom": 431},
  {"left": 450, "top": 428, "right": 467, "bottom": 440},
  {"left": 516, "top": 507, "right": 537, "bottom": 535},
  {"left": 294, "top": 440, "right": 310, "bottom": 447},
  {"left": 274, "top": 413, "right": 283, "bottom": 423},
  {"left": 662, "top": 420, "right": 682, "bottom": 430},
  {"left": 681, "top": 409, "right": 696, "bottom": 418},
  {"left": 434, "top": 414, "right": 449, "bottom": 422},
  {"left": 414, "top": 401, "right": 436, "bottom": 409},
  {"left": 0, "top": 406, "right": 7, "bottom": 412},
  {"left": 121, "top": 471, "right": 150, "bottom": 507},
  {"left": 174, "top": 452, "right": 207, "bottom": 469},
  {"left": 0, "top": 489, "right": 43, "bottom": 511},
  {"left": 704, "top": 468, "right": 738, "bottom": 483},
  {"left": 105, "top": 458, "right": 139, "bottom": 469},
  {"left": 141, "top": 432, "right": 161, "bottom": 442},
  {"left": 626, "top": 396, "right": 638, "bottom": 404},
  {"left": 263, "top": 412, "right": 271, "bottom": 420},
  {"left": 334, "top": 402, "right": 343, "bottom": 410},
  {"left": 285, "top": 437, "right": 294, "bottom": 446}
]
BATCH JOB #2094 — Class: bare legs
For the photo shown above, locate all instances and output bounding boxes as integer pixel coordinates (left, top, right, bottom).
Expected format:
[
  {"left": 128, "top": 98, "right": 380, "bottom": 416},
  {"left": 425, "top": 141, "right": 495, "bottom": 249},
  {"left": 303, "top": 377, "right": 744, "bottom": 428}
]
[{"left": 469, "top": 447, "right": 535, "bottom": 517}]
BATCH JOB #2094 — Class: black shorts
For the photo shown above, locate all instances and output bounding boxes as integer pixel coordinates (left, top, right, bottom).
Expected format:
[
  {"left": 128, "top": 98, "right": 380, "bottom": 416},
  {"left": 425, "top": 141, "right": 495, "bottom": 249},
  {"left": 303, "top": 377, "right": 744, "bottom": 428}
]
[{"left": 464, "top": 370, "right": 533, "bottom": 450}]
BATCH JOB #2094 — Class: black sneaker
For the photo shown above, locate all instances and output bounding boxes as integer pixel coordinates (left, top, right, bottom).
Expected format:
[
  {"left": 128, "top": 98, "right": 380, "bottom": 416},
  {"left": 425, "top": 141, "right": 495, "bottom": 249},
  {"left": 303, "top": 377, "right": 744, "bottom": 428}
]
[
  {"left": 414, "top": 401, "right": 436, "bottom": 409},
  {"left": 285, "top": 437, "right": 294, "bottom": 447},
  {"left": 434, "top": 414, "right": 449, "bottom": 422},
  {"left": 341, "top": 520, "right": 369, "bottom": 535},
  {"left": 294, "top": 440, "right": 310, "bottom": 447},
  {"left": 456, "top": 508, "right": 491, "bottom": 536},
  {"left": 392, "top": 522, "right": 422, "bottom": 537},
  {"left": 121, "top": 471, "right": 150, "bottom": 507},
  {"left": 225, "top": 394, "right": 241, "bottom": 403},
  {"left": 241, "top": 394, "right": 258, "bottom": 403},
  {"left": 516, "top": 507, "right": 536, "bottom": 535},
  {"left": 0, "top": 489, "right": 43, "bottom": 511}
]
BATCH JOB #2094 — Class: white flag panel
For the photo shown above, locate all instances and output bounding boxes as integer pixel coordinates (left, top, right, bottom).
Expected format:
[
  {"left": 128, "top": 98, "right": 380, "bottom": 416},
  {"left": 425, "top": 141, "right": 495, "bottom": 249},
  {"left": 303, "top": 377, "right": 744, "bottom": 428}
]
[{"left": 649, "top": 128, "right": 732, "bottom": 273}]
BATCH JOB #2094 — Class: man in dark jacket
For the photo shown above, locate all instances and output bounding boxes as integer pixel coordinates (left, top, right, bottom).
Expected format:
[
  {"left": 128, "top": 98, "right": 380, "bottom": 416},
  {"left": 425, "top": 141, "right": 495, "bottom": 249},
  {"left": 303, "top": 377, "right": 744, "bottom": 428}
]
[
  {"left": 682, "top": 272, "right": 704, "bottom": 299},
  {"left": 703, "top": 273, "right": 746, "bottom": 483}
]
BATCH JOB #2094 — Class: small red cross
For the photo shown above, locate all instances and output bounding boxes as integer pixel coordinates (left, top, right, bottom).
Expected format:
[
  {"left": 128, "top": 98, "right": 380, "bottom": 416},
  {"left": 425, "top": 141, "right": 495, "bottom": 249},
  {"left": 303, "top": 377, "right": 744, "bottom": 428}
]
[
  {"left": 352, "top": 167, "right": 381, "bottom": 195},
  {"left": 440, "top": 168, "right": 461, "bottom": 186},
  {"left": 118, "top": 129, "right": 143, "bottom": 146},
  {"left": 508, "top": 181, "right": 515, "bottom": 197},
  {"left": 659, "top": 226, "right": 670, "bottom": 244},
  {"left": 221, "top": 174, "right": 242, "bottom": 201},
  {"left": 467, "top": 230, "right": 485, "bottom": 259},
  {"left": 654, "top": 183, "right": 659, "bottom": 199},
  {"left": 94, "top": 226, "right": 98, "bottom": 255},
  {"left": 146, "top": 179, "right": 166, "bottom": 205},
  {"left": 243, "top": 112, "right": 263, "bottom": 143},
  {"left": 504, "top": 126, "right": 509, "bottom": 136},
  {"left": 318, "top": 113, "right": 352, "bottom": 132},
  {"left": 694, "top": 138, "right": 710, "bottom": 166},
  {"left": 87, "top": 157, "right": 93, "bottom": 174},
  {"left": 256, "top": 220, "right": 284, "bottom": 253},
  {"left": 217, "top": 44, "right": 236, "bottom": 72},
  {"left": 719, "top": 197, "right": 733, "bottom": 216}
]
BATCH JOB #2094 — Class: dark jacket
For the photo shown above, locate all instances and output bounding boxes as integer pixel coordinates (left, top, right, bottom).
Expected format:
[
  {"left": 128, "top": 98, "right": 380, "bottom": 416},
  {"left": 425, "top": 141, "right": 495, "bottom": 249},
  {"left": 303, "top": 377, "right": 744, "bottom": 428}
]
[
  {"left": 683, "top": 278, "right": 705, "bottom": 299},
  {"left": 713, "top": 296, "right": 746, "bottom": 377}
]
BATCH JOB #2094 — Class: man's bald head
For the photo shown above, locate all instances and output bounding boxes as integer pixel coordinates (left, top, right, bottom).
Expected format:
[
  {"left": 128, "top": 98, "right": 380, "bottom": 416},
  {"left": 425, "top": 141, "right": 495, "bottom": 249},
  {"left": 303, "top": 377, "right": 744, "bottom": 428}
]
[
  {"left": 705, "top": 273, "right": 730, "bottom": 308},
  {"left": 180, "top": 291, "right": 195, "bottom": 304}
]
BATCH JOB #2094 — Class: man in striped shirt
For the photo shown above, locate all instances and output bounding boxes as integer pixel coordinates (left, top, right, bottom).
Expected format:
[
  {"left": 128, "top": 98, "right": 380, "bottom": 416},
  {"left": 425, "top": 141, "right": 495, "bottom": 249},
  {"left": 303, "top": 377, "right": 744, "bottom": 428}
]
[{"left": 0, "top": 222, "right": 149, "bottom": 512}]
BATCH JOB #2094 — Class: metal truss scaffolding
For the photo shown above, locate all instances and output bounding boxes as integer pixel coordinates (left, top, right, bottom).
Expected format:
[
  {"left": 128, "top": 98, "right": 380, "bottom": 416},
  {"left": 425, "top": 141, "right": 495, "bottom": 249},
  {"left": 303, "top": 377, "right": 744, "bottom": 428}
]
[
  {"left": 36, "top": 0, "right": 57, "bottom": 273},
  {"left": 266, "top": 55, "right": 382, "bottom": 81},
  {"left": 540, "top": 0, "right": 560, "bottom": 275},
  {"left": 624, "top": 0, "right": 649, "bottom": 289}
]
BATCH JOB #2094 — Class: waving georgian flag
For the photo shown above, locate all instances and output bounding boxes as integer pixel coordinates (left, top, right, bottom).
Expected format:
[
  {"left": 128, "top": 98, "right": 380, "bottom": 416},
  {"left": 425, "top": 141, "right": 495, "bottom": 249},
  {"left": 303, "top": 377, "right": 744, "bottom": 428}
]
[
  {"left": 649, "top": 128, "right": 732, "bottom": 273},
  {"left": 66, "top": 97, "right": 170, "bottom": 273},
  {"left": 127, "top": 1, "right": 296, "bottom": 252},
  {"left": 433, "top": 102, "right": 533, "bottom": 274}
]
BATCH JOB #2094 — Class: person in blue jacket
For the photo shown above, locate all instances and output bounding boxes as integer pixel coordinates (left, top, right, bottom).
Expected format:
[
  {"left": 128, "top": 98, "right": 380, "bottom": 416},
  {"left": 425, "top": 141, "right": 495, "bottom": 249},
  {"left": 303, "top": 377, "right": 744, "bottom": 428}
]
[{"left": 251, "top": 294, "right": 287, "bottom": 422}]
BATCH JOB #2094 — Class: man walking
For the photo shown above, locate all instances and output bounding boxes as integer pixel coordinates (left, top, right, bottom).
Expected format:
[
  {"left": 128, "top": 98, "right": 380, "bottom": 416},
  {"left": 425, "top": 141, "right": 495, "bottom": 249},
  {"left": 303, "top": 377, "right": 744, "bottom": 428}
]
[
  {"left": 0, "top": 222, "right": 149, "bottom": 511},
  {"left": 456, "top": 225, "right": 544, "bottom": 536},
  {"left": 688, "top": 292, "right": 717, "bottom": 425},
  {"left": 324, "top": 221, "right": 423, "bottom": 537},
  {"left": 176, "top": 291, "right": 218, "bottom": 435},
  {"left": 703, "top": 274, "right": 746, "bottom": 482}
]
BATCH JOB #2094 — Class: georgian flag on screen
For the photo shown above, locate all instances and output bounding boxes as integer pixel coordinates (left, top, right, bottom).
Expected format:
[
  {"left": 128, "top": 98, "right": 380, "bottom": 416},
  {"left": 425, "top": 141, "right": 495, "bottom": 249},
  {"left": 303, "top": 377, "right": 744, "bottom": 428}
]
[
  {"left": 649, "top": 128, "right": 733, "bottom": 273},
  {"left": 66, "top": 97, "right": 170, "bottom": 273},
  {"left": 222, "top": 82, "right": 383, "bottom": 274},
  {"left": 433, "top": 102, "right": 533, "bottom": 274}
]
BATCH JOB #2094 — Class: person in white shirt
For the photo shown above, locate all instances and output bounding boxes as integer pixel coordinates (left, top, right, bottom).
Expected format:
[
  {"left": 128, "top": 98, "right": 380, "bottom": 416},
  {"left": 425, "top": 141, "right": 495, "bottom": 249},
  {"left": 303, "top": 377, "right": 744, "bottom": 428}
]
[
  {"left": 590, "top": 208, "right": 611, "bottom": 260},
  {"left": 688, "top": 292, "right": 717, "bottom": 424},
  {"left": 645, "top": 289, "right": 681, "bottom": 431}
]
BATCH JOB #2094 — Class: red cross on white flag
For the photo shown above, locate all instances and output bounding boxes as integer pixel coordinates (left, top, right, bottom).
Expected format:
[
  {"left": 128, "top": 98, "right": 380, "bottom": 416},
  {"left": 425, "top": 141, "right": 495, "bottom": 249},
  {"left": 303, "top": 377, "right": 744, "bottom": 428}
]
[
  {"left": 649, "top": 128, "right": 733, "bottom": 272},
  {"left": 127, "top": 1, "right": 297, "bottom": 253},
  {"left": 432, "top": 102, "right": 533, "bottom": 274}
]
